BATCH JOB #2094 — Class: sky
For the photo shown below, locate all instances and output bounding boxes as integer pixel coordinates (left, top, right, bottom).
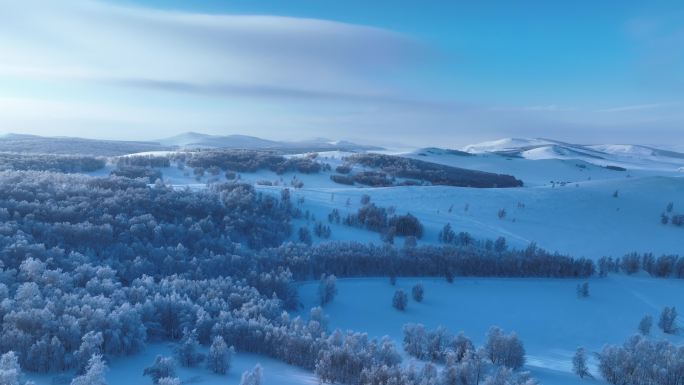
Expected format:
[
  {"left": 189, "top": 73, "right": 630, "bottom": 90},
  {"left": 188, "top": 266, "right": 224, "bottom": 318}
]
[{"left": 0, "top": 0, "right": 682, "bottom": 147}]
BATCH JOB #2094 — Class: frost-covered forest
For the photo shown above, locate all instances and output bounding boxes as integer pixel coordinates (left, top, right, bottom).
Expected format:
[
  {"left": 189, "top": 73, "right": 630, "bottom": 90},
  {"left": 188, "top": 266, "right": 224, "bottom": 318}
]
[
  {"left": 0, "top": 170, "right": 555, "bottom": 384},
  {"left": 0, "top": 138, "right": 680, "bottom": 385}
]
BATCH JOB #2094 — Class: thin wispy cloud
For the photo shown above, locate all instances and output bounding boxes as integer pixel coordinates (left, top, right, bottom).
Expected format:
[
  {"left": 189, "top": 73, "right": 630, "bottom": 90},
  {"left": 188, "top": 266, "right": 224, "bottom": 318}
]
[
  {"left": 0, "top": 0, "right": 425, "bottom": 98},
  {"left": 597, "top": 102, "right": 679, "bottom": 113},
  {"left": 490, "top": 105, "right": 575, "bottom": 112},
  {"left": 104, "top": 78, "right": 464, "bottom": 110}
]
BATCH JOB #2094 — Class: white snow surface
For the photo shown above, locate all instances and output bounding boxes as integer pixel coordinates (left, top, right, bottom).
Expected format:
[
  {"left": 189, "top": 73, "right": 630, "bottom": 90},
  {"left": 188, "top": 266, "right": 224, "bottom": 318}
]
[
  {"left": 270, "top": 177, "right": 684, "bottom": 258},
  {"left": 460, "top": 138, "right": 684, "bottom": 171},
  {"left": 299, "top": 276, "right": 684, "bottom": 385},
  {"left": 462, "top": 138, "right": 556, "bottom": 153}
]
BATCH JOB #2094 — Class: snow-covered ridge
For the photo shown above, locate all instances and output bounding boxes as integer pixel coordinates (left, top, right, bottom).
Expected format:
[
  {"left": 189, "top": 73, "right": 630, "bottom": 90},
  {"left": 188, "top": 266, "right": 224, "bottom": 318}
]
[
  {"left": 159, "top": 132, "right": 281, "bottom": 149},
  {"left": 462, "top": 138, "right": 556, "bottom": 153},
  {"left": 460, "top": 138, "right": 684, "bottom": 171},
  {"left": 0, "top": 132, "right": 385, "bottom": 156},
  {"left": 587, "top": 144, "right": 656, "bottom": 157}
]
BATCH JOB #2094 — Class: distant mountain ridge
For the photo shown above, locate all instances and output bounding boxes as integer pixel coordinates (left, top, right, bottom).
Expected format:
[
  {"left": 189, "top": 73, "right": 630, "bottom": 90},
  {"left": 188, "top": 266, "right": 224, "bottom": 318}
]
[
  {"left": 157, "top": 132, "right": 384, "bottom": 152},
  {"left": 0, "top": 133, "right": 171, "bottom": 156},
  {"left": 158, "top": 132, "right": 281, "bottom": 149},
  {"left": 0, "top": 132, "right": 384, "bottom": 155}
]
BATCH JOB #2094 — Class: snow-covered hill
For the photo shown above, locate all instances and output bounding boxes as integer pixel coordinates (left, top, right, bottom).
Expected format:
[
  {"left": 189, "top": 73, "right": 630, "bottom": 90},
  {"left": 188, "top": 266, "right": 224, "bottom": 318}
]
[
  {"left": 461, "top": 137, "right": 684, "bottom": 172},
  {"left": 275, "top": 176, "right": 683, "bottom": 258},
  {"left": 462, "top": 138, "right": 557, "bottom": 153},
  {"left": 159, "top": 132, "right": 282, "bottom": 149},
  {"left": 151, "top": 148, "right": 684, "bottom": 259},
  {"left": 0, "top": 133, "right": 172, "bottom": 156}
]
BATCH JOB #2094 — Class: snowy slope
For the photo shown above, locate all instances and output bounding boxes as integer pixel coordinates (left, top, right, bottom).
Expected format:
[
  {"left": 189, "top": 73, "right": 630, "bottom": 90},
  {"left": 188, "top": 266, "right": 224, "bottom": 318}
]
[
  {"left": 299, "top": 276, "right": 684, "bottom": 385},
  {"left": 265, "top": 176, "right": 684, "bottom": 258},
  {"left": 150, "top": 148, "right": 684, "bottom": 259},
  {"left": 407, "top": 148, "right": 639, "bottom": 187},
  {"left": 462, "top": 138, "right": 556, "bottom": 153}
]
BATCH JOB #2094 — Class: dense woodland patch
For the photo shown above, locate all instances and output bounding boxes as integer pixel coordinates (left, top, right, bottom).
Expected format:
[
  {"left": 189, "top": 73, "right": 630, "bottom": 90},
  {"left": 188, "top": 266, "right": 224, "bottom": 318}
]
[
  {"left": 180, "top": 150, "right": 325, "bottom": 174},
  {"left": 0, "top": 153, "right": 105, "bottom": 173},
  {"left": 343, "top": 153, "right": 523, "bottom": 188}
]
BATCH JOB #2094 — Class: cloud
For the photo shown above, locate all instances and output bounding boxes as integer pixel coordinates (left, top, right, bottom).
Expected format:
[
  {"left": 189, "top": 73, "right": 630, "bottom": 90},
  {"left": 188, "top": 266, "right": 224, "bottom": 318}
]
[
  {"left": 101, "top": 77, "right": 461, "bottom": 109},
  {"left": 489, "top": 104, "right": 574, "bottom": 112},
  {"left": 596, "top": 102, "right": 678, "bottom": 112},
  {"left": 0, "top": 0, "right": 425, "bottom": 98}
]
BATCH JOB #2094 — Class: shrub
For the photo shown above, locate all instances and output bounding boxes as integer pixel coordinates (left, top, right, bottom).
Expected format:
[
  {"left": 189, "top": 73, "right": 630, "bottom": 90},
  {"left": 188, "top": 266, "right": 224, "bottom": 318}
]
[
  {"left": 392, "top": 289, "right": 408, "bottom": 311},
  {"left": 330, "top": 174, "right": 354, "bottom": 185},
  {"left": 411, "top": 283, "right": 424, "bottom": 302},
  {"left": 345, "top": 153, "right": 522, "bottom": 188},
  {"left": 389, "top": 213, "right": 424, "bottom": 238}
]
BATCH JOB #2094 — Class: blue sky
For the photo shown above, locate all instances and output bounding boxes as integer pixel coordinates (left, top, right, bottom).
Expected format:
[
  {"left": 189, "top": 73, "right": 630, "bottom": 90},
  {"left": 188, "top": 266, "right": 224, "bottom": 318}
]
[{"left": 0, "top": 0, "right": 682, "bottom": 147}]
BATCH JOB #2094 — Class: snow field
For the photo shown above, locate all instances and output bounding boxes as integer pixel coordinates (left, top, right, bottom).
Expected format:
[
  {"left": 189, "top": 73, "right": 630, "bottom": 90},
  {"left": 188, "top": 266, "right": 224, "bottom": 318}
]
[{"left": 299, "top": 276, "right": 684, "bottom": 384}]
